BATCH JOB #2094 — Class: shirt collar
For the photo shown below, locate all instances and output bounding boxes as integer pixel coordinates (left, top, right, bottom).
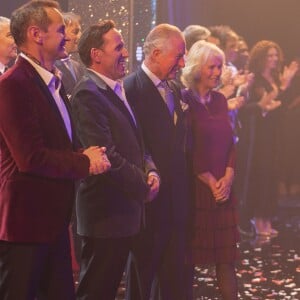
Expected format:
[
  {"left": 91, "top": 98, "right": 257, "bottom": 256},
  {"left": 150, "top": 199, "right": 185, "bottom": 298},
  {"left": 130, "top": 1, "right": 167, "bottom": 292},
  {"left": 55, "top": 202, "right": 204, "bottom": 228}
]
[
  {"left": 0, "top": 62, "right": 6, "bottom": 74},
  {"left": 20, "top": 53, "right": 62, "bottom": 88},
  {"left": 141, "top": 62, "right": 162, "bottom": 88},
  {"left": 87, "top": 68, "right": 123, "bottom": 92},
  {"left": 60, "top": 55, "right": 71, "bottom": 63}
]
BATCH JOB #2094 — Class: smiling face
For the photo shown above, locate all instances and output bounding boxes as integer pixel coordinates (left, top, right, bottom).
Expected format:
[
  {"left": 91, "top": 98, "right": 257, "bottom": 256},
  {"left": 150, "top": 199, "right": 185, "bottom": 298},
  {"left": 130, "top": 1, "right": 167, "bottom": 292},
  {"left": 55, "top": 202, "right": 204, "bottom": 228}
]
[
  {"left": 0, "top": 23, "right": 17, "bottom": 65},
  {"left": 97, "top": 28, "right": 128, "bottom": 80},
  {"left": 264, "top": 47, "right": 279, "bottom": 71},
  {"left": 40, "top": 8, "right": 67, "bottom": 61},
  {"left": 198, "top": 55, "right": 223, "bottom": 93},
  {"left": 155, "top": 35, "right": 186, "bottom": 80}
]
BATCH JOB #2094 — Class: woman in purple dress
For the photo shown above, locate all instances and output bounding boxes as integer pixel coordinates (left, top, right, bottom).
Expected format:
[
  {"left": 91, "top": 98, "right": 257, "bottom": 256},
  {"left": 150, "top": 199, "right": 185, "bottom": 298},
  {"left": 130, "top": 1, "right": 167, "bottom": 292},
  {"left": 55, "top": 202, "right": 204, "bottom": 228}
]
[{"left": 181, "top": 41, "right": 239, "bottom": 300}]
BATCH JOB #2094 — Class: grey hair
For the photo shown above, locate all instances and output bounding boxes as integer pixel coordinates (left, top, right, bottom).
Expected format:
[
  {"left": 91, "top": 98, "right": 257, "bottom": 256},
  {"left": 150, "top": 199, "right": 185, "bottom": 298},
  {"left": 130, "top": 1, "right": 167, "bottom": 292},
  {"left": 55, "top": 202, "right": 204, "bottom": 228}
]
[
  {"left": 183, "top": 25, "right": 210, "bottom": 51},
  {"left": 0, "top": 17, "right": 10, "bottom": 31},
  {"left": 143, "top": 23, "right": 184, "bottom": 57},
  {"left": 62, "top": 12, "right": 81, "bottom": 27},
  {"left": 181, "top": 40, "right": 225, "bottom": 89}
]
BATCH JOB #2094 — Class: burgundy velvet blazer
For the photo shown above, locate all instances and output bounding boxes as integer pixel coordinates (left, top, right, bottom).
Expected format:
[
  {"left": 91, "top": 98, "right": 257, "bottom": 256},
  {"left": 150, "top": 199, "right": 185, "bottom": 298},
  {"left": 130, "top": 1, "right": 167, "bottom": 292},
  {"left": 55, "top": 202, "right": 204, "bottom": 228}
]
[{"left": 0, "top": 57, "right": 89, "bottom": 243}]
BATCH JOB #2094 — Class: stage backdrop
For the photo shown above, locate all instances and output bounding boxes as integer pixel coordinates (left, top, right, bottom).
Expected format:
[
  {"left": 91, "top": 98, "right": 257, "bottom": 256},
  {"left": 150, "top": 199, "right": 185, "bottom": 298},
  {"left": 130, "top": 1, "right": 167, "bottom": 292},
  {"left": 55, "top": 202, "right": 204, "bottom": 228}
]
[
  {"left": 3, "top": 0, "right": 300, "bottom": 65},
  {"left": 2, "top": 0, "right": 68, "bottom": 17},
  {"left": 157, "top": 0, "right": 300, "bottom": 62},
  {"left": 69, "top": 0, "right": 156, "bottom": 71}
]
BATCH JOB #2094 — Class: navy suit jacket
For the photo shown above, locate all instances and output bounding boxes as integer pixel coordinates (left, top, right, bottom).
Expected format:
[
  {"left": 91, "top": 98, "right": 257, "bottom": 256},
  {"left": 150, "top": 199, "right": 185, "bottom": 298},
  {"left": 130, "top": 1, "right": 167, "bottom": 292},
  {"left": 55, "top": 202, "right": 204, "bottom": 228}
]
[
  {"left": 0, "top": 57, "right": 90, "bottom": 243},
  {"left": 71, "top": 70, "right": 157, "bottom": 238},
  {"left": 124, "top": 67, "right": 191, "bottom": 230}
]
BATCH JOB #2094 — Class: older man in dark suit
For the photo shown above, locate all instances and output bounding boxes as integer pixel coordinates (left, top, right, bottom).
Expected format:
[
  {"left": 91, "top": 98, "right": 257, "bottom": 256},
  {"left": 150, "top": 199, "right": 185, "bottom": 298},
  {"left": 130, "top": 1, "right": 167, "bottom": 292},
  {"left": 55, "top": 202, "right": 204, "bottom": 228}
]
[
  {"left": 124, "top": 23, "right": 191, "bottom": 300},
  {"left": 71, "top": 20, "right": 160, "bottom": 300},
  {"left": 0, "top": 16, "right": 17, "bottom": 75},
  {"left": 0, "top": 1, "right": 110, "bottom": 300}
]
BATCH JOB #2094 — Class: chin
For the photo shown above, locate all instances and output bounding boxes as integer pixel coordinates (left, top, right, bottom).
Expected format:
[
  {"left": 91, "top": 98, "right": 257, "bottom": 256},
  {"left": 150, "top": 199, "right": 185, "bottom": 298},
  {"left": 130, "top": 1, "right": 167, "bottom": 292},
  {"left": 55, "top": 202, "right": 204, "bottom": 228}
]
[
  {"left": 57, "top": 51, "right": 69, "bottom": 59},
  {"left": 119, "top": 69, "right": 126, "bottom": 77},
  {"left": 167, "top": 73, "right": 177, "bottom": 80}
]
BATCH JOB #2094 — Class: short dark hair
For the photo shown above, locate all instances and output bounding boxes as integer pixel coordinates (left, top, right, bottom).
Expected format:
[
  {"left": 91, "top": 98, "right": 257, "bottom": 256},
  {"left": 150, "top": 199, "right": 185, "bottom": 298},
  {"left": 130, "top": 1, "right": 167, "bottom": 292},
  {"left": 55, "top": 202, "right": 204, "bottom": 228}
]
[
  {"left": 78, "top": 20, "right": 115, "bottom": 67},
  {"left": 10, "top": 0, "right": 60, "bottom": 47}
]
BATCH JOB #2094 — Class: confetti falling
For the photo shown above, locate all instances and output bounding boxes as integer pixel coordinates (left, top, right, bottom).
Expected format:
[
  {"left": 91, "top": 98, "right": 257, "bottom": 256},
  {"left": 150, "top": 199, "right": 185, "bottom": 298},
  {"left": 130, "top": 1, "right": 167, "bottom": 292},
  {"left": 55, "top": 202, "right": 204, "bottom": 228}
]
[
  {"left": 74, "top": 208, "right": 299, "bottom": 299},
  {"left": 193, "top": 210, "right": 300, "bottom": 299}
]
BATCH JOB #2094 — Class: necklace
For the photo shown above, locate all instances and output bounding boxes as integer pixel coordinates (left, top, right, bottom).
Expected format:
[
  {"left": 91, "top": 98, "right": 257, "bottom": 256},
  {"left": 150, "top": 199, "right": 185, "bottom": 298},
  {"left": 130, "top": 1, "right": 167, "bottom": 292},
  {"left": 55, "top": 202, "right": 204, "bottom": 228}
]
[{"left": 22, "top": 51, "right": 56, "bottom": 74}]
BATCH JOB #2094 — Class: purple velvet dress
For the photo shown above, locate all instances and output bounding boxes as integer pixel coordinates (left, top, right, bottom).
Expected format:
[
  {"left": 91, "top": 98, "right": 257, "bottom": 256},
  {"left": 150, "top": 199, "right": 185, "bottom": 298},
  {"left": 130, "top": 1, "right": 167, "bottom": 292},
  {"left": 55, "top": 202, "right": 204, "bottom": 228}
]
[{"left": 183, "top": 89, "right": 239, "bottom": 265}]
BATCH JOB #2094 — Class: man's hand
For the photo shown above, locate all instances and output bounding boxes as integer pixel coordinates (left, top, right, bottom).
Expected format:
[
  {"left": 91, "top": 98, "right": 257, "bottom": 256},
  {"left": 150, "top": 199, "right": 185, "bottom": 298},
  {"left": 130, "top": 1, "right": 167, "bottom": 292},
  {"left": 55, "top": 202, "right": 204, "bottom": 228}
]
[
  {"left": 145, "top": 173, "right": 160, "bottom": 203},
  {"left": 83, "top": 146, "right": 111, "bottom": 175}
]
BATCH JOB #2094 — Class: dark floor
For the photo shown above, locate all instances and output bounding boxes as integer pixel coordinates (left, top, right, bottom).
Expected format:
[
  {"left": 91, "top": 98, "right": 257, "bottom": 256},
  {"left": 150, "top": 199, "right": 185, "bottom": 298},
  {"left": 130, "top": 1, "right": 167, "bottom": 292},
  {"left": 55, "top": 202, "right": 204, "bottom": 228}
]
[
  {"left": 192, "top": 198, "right": 300, "bottom": 300},
  {"left": 75, "top": 198, "right": 300, "bottom": 299}
]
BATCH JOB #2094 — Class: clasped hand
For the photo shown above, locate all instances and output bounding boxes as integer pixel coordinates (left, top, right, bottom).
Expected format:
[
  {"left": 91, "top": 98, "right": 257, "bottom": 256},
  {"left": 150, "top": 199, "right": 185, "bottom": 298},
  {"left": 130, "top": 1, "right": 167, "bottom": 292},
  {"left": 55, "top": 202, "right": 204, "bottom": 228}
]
[
  {"left": 145, "top": 173, "right": 160, "bottom": 203},
  {"left": 83, "top": 146, "right": 111, "bottom": 175},
  {"left": 213, "top": 177, "right": 232, "bottom": 204}
]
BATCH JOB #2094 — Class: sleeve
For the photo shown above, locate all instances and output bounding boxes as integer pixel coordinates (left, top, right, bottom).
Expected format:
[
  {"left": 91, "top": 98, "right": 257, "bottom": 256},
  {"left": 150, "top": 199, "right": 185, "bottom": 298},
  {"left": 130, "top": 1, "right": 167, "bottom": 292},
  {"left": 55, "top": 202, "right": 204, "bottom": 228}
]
[
  {"left": 227, "top": 143, "right": 236, "bottom": 169},
  {"left": 144, "top": 153, "right": 159, "bottom": 176}
]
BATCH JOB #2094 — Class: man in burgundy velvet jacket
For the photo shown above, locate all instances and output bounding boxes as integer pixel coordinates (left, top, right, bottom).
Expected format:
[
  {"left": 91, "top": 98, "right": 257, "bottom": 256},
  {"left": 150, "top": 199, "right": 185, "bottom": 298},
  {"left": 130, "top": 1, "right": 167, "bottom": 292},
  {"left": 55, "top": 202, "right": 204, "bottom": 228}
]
[{"left": 0, "top": 1, "right": 110, "bottom": 300}]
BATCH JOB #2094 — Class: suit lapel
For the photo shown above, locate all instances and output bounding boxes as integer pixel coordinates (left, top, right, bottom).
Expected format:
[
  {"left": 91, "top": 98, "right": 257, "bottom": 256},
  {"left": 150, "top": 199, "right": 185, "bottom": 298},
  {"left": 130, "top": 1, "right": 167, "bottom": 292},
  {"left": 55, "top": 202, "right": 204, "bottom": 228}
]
[
  {"left": 19, "top": 58, "right": 72, "bottom": 143},
  {"left": 71, "top": 59, "right": 84, "bottom": 80},
  {"left": 56, "top": 60, "right": 76, "bottom": 86},
  {"left": 87, "top": 70, "right": 143, "bottom": 148},
  {"left": 169, "top": 80, "right": 184, "bottom": 126},
  {"left": 137, "top": 68, "right": 176, "bottom": 127},
  {"left": 59, "top": 84, "right": 78, "bottom": 147}
]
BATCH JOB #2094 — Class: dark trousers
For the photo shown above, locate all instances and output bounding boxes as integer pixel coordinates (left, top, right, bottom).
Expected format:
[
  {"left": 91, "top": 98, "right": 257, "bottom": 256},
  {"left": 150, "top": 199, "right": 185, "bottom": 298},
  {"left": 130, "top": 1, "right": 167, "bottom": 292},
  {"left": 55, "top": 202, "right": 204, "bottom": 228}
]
[
  {"left": 126, "top": 226, "right": 187, "bottom": 300},
  {"left": 76, "top": 235, "right": 131, "bottom": 300},
  {"left": 0, "top": 227, "right": 75, "bottom": 300}
]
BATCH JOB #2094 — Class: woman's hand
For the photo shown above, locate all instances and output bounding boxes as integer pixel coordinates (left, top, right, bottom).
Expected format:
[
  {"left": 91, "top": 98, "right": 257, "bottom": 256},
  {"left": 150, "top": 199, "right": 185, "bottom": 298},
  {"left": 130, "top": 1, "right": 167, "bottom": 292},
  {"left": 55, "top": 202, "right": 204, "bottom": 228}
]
[
  {"left": 227, "top": 96, "right": 245, "bottom": 111},
  {"left": 280, "top": 60, "right": 299, "bottom": 91},
  {"left": 215, "top": 167, "right": 234, "bottom": 203},
  {"left": 257, "top": 90, "right": 281, "bottom": 113},
  {"left": 197, "top": 170, "right": 233, "bottom": 204}
]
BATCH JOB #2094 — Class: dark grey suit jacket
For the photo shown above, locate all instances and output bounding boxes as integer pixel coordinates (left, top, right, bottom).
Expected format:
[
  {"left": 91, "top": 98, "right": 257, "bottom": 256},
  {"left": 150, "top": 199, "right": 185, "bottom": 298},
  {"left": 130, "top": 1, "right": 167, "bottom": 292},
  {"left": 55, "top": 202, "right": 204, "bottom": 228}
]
[{"left": 71, "top": 70, "right": 157, "bottom": 238}]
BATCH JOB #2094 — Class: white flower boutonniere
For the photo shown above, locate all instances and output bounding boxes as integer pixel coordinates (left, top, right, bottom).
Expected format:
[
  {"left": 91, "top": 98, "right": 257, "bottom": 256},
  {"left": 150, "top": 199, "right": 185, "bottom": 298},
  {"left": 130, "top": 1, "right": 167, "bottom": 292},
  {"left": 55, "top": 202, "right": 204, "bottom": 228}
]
[{"left": 180, "top": 100, "right": 189, "bottom": 112}]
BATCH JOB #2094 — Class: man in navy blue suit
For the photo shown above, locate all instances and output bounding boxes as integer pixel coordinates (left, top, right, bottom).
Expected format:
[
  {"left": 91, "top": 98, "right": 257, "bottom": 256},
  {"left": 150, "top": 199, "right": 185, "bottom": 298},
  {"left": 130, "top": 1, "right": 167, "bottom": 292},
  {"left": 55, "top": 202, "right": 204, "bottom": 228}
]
[{"left": 124, "top": 23, "right": 191, "bottom": 300}]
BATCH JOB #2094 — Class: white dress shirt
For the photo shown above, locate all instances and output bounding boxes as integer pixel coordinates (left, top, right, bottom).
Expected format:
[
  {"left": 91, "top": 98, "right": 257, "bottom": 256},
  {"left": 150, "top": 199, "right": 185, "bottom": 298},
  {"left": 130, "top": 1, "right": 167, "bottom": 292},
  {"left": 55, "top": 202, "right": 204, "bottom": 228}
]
[
  {"left": 0, "top": 62, "right": 6, "bottom": 75},
  {"left": 88, "top": 69, "right": 137, "bottom": 126}
]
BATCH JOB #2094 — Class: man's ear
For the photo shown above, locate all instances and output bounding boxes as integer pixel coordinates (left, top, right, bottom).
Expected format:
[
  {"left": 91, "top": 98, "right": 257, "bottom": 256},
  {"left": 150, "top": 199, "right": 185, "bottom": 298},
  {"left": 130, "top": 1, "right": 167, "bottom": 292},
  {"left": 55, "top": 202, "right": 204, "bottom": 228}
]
[
  {"left": 152, "top": 48, "right": 161, "bottom": 59},
  {"left": 28, "top": 25, "right": 43, "bottom": 44},
  {"left": 91, "top": 48, "right": 102, "bottom": 64}
]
